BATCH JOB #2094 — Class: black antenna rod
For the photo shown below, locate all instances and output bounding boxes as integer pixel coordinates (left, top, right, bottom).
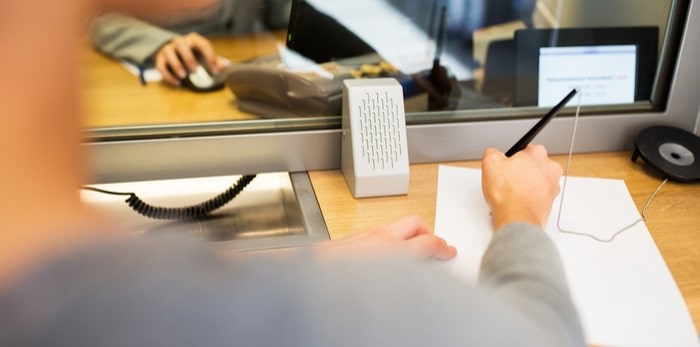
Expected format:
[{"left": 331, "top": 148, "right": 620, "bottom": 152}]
[{"left": 431, "top": 4, "right": 447, "bottom": 81}]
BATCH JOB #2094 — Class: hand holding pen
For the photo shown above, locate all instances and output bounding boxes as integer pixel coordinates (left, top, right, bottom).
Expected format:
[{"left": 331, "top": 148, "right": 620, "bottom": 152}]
[
  {"left": 481, "top": 89, "right": 577, "bottom": 229},
  {"left": 482, "top": 144, "right": 564, "bottom": 230}
]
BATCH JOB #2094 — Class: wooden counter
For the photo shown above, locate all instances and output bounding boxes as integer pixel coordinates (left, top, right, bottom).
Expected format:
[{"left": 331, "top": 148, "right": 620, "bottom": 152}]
[{"left": 308, "top": 151, "right": 700, "bottom": 333}]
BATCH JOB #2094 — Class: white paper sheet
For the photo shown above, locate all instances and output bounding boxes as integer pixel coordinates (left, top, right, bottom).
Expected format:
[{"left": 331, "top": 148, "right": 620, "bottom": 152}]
[
  {"left": 120, "top": 60, "right": 163, "bottom": 83},
  {"left": 435, "top": 165, "right": 699, "bottom": 347}
]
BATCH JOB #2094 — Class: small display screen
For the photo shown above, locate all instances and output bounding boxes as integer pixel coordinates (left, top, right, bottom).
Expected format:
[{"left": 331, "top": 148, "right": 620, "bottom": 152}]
[
  {"left": 514, "top": 27, "right": 658, "bottom": 107},
  {"left": 538, "top": 45, "right": 637, "bottom": 106}
]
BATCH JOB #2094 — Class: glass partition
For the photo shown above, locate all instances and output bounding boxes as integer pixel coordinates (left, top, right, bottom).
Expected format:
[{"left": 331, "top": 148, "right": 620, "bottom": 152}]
[
  {"left": 84, "top": 0, "right": 676, "bottom": 135},
  {"left": 85, "top": 0, "right": 697, "bottom": 182}
]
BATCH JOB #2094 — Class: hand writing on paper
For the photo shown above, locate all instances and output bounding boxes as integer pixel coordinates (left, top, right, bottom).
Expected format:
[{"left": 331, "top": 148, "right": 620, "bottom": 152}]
[{"left": 481, "top": 144, "right": 563, "bottom": 231}]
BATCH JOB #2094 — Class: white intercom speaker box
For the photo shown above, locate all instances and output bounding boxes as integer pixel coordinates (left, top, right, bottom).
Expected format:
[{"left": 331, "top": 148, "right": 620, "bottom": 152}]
[{"left": 341, "top": 78, "right": 409, "bottom": 198}]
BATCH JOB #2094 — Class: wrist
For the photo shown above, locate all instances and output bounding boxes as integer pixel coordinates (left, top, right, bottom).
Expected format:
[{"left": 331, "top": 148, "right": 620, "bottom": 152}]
[{"left": 491, "top": 205, "right": 544, "bottom": 231}]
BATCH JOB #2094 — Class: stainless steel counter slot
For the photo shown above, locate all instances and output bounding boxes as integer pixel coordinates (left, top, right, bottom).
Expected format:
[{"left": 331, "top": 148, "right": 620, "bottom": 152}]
[{"left": 81, "top": 172, "right": 329, "bottom": 251}]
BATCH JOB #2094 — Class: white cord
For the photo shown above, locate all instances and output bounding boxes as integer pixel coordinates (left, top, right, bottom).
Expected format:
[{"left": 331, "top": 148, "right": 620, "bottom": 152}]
[{"left": 555, "top": 90, "right": 669, "bottom": 243}]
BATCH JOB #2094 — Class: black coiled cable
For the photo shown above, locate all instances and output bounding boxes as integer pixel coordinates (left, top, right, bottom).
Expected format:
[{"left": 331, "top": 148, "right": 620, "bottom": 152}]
[{"left": 81, "top": 175, "right": 256, "bottom": 220}]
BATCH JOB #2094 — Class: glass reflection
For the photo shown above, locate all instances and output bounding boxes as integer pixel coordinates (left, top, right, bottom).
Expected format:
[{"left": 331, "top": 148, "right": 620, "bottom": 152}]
[{"left": 82, "top": 0, "right": 672, "bottom": 131}]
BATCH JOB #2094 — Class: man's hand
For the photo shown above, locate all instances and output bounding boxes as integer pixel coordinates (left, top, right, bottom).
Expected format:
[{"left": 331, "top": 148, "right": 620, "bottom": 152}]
[
  {"left": 481, "top": 144, "right": 563, "bottom": 231},
  {"left": 316, "top": 215, "right": 457, "bottom": 261},
  {"left": 154, "top": 32, "right": 226, "bottom": 86}
]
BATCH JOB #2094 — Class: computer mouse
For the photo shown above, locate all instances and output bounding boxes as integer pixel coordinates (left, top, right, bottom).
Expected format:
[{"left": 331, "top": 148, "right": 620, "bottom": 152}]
[
  {"left": 166, "top": 54, "right": 227, "bottom": 93},
  {"left": 180, "top": 64, "right": 226, "bottom": 93}
]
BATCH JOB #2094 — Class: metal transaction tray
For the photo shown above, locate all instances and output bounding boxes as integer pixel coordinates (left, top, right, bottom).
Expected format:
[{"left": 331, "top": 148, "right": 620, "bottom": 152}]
[{"left": 81, "top": 172, "right": 329, "bottom": 251}]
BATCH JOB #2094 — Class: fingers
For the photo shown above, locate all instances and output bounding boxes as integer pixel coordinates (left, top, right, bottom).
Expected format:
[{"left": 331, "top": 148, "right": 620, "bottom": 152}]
[
  {"left": 483, "top": 144, "right": 547, "bottom": 161},
  {"left": 383, "top": 216, "right": 457, "bottom": 261},
  {"left": 383, "top": 215, "right": 432, "bottom": 240},
  {"left": 483, "top": 144, "right": 555, "bottom": 174},
  {"left": 154, "top": 32, "right": 219, "bottom": 87},
  {"left": 405, "top": 234, "right": 457, "bottom": 261},
  {"left": 155, "top": 46, "right": 183, "bottom": 86},
  {"left": 216, "top": 56, "right": 231, "bottom": 70},
  {"left": 172, "top": 37, "right": 199, "bottom": 73},
  {"left": 184, "top": 33, "right": 219, "bottom": 73},
  {"left": 315, "top": 215, "right": 457, "bottom": 262},
  {"left": 482, "top": 147, "right": 505, "bottom": 160},
  {"left": 522, "top": 143, "right": 548, "bottom": 157},
  {"left": 522, "top": 144, "right": 563, "bottom": 187},
  {"left": 174, "top": 33, "right": 218, "bottom": 73}
]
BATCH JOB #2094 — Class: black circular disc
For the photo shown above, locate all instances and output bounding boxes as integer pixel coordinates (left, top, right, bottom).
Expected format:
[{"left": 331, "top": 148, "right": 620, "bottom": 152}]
[{"left": 634, "top": 125, "right": 700, "bottom": 182}]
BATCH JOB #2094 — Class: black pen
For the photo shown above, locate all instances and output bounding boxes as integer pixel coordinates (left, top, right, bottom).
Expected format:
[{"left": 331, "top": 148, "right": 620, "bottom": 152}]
[
  {"left": 505, "top": 88, "right": 578, "bottom": 157},
  {"left": 138, "top": 64, "right": 147, "bottom": 86}
]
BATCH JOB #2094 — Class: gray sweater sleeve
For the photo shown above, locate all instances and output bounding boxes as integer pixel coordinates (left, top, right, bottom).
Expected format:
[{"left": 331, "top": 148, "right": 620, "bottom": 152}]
[
  {"left": 479, "top": 222, "right": 585, "bottom": 347},
  {"left": 0, "top": 227, "right": 585, "bottom": 347},
  {"left": 89, "top": 13, "right": 177, "bottom": 64}
]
